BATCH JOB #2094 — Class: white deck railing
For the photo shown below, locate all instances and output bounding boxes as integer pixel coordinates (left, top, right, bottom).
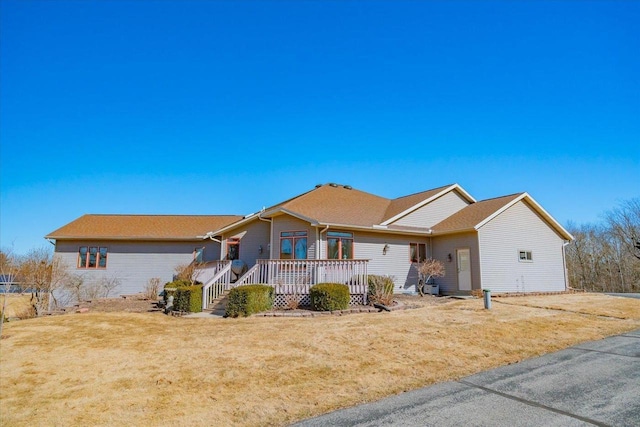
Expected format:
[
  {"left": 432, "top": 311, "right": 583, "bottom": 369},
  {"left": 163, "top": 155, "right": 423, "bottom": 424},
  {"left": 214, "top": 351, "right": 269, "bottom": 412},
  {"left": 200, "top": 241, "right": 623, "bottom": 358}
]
[
  {"left": 234, "top": 259, "right": 369, "bottom": 299},
  {"left": 195, "top": 260, "right": 230, "bottom": 285},
  {"left": 199, "top": 261, "right": 232, "bottom": 310}
]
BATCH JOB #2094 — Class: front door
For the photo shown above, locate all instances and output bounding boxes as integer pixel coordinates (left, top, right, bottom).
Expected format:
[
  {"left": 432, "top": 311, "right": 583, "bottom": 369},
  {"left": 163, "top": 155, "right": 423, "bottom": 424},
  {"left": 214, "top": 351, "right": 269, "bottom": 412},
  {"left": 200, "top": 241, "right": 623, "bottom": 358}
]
[{"left": 457, "top": 248, "right": 472, "bottom": 291}]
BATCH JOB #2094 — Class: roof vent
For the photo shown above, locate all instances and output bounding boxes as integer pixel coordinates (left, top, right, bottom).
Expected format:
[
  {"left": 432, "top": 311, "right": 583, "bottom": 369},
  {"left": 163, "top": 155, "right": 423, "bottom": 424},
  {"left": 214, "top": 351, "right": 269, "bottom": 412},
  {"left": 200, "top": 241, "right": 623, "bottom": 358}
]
[
  {"left": 315, "top": 184, "right": 322, "bottom": 188},
  {"left": 343, "top": 185, "right": 352, "bottom": 190},
  {"left": 329, "top": 183, "right": 338, "bottom": 187}
]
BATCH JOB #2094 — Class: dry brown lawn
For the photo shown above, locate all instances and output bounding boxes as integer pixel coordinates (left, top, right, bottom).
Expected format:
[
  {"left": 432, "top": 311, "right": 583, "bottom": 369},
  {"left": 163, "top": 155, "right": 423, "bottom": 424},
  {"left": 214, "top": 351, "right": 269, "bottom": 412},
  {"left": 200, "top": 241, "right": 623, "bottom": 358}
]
[
  {"left": 0, "top": 294, "right": 33, "bottom": 319},
  {"left": 1, "top": 293, "right": 639, "bottom": 427}
]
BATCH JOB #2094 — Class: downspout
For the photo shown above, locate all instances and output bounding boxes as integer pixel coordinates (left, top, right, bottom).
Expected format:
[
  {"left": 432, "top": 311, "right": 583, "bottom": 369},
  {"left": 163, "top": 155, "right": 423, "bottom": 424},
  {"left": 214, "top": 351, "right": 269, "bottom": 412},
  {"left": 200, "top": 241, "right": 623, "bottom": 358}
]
[
  {"left": 562, "top": 240, "right": 571, "bottom": 291},
  {"left": 318, "top": 225, "right": 329, "bottom": 259}
]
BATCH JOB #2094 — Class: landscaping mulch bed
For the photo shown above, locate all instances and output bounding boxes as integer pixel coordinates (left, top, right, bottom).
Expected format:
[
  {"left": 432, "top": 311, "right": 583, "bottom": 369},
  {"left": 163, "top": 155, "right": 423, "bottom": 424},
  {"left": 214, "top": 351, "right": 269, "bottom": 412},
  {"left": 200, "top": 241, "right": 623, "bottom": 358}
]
[{"left": 74, "top": 295, "right": 163, "bottom": 314}]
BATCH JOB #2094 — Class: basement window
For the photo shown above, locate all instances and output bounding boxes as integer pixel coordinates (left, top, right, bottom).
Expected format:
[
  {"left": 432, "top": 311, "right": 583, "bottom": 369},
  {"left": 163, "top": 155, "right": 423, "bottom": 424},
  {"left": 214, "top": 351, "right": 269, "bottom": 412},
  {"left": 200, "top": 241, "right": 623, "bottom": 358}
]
[{"left": 518, "top": 250, "right": 533, "bottom": 262}]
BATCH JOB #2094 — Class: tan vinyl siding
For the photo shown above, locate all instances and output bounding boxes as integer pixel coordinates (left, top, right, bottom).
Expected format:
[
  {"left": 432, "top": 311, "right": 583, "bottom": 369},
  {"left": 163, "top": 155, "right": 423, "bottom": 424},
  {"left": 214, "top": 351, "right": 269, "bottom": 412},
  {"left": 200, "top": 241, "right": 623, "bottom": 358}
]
[
  {"left": 431, "top": 232, "right": 481, "bottom": 294},
  {"left": 477, "top": 200, "right": 567, "bottom": 293},
  {"left": 393, "top": 190, "right": 470, "bottom": 228},
  {"left": 271, "top": 214, "right": 316, "bottom": 260},
  {"left": 53, "top": 240, "right": 221, "bottom": 296},
  {"left": 221, "top": 220, "right": 270, "bottom": 267},
  {"left": 349, "top": 231, "right": 429, "bottom": 293}
]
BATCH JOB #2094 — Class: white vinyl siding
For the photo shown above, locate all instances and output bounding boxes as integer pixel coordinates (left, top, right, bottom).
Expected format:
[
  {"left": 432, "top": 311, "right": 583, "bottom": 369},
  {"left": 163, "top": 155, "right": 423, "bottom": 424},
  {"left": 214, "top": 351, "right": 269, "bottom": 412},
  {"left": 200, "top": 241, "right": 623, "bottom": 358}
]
[
  {"left": 271, "top": 214, "right": 316, "bottom": 260},
  {"left": 478, "top": 200, "right": 567, "bottom": 293},
  {"left": 221, "top": 220, "right": 270, "bottom": 267},
  {"left": 349, "top": 231, "right": 430, "bottom": 293},
  {"left": 53, "top": 240, "right": 221, "bottom": 296},
  {"left": 431, "top": 232, "right": 481, "bottom": 294},
  {"left": 393, "top": 190, "right": 470, "bottom": 228}
]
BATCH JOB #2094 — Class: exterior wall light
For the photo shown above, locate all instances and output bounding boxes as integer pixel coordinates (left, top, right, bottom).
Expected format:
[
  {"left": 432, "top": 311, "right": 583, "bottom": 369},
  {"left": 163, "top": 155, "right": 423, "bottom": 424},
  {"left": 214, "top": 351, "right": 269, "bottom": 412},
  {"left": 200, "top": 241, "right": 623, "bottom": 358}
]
[
  {"left": 447, "top": 253, "right": 452, "bottom": 262},
  {"left": 383, "top": 244, "right": 390, "bottom": 255}
]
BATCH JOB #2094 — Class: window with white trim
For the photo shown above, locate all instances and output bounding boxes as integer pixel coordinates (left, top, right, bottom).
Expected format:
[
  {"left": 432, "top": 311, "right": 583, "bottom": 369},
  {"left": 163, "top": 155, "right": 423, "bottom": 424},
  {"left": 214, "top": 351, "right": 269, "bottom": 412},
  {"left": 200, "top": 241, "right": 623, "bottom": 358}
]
[
  {"left": 518, "top": 250, "right": 533, "bottom": 262},
  {"left": 78, "top": 246, "right": 108, "bottom": 269}
]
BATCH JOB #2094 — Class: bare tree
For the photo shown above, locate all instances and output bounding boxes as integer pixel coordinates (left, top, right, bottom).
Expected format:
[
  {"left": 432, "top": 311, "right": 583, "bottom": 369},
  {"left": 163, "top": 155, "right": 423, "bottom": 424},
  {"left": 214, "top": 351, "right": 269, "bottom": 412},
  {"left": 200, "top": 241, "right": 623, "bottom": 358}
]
[
  {"left": 174, "top": 261, "right": 204, "bottom": 285},
  {"left": 18, "top": 247, "right": 70, "bottom": 316},
  {"left": 566, "top": 198, "right": 640, "bottom": 293},
  {"left": 416, "top": 258, "right": 445, "bottom": 296},
  {"left": 606, "top": 198, "right": 640, "bottom": 260},
  {"left": 0, "top": 247, "right": 20, "bottom": 336}
]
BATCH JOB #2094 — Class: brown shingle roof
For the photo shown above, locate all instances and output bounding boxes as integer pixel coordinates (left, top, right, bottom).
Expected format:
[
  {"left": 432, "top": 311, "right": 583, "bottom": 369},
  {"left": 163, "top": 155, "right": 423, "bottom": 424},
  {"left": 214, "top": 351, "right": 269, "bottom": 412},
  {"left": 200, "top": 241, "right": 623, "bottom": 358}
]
[
  {"left": 46, "top": 214, "right": 244, "bottom": 240},
  {"left": 275, "top": 184, "right": 391, "bottom": 226},
  {"left": 431, "top": 193, "right": 523, "bottom": 234},
  {"left": 263, "top": 183, "right": 467, "bottom": 229}
]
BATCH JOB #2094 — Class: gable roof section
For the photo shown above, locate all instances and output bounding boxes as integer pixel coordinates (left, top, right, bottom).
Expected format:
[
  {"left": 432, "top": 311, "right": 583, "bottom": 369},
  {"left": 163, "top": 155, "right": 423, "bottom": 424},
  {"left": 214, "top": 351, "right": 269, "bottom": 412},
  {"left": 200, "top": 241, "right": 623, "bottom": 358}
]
[
  {"left": 431, "top": 193, "right": 573, "bottom": 240},
  {"left": 263, "top": 184, "right": 392, "bottom": 227},
  {"left": 46, "top": 214, "right": 243, "bottom": 241},
  {"left": 381, "top": 183, "right": 475, "bottom": 225}
]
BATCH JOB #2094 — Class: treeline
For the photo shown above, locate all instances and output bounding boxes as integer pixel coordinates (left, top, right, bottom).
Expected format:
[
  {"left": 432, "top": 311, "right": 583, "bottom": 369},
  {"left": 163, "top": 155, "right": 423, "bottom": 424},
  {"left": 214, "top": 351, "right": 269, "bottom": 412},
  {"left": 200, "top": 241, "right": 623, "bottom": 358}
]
[{"left": 565, "top": 198, "right": 640, "bottom": 293}]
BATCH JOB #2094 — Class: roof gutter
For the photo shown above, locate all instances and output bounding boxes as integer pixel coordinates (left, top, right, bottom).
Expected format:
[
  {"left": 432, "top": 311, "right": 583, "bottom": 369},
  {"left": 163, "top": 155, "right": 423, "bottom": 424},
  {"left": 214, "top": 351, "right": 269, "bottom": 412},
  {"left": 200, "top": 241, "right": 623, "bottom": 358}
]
[{"left": 198, "top": 231, "right": 221, "bottom": 243}]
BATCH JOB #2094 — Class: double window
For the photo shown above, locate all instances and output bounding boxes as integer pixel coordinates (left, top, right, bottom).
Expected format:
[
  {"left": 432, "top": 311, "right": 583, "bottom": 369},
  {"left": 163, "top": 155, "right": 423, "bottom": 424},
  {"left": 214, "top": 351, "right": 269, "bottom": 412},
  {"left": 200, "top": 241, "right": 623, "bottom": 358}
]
[
  {"left": 410, "top": 243, "right": 426, "bottom": 263},
  {"left": 519, "top": 250, "right": 533, "bottom": 262},
  {"left": 327, "top": 231, "right": 353, "bottom": 259},
  {"left": 280, "top": 231, "right": 307, "bottom": 259},
  {"left": 78, "top": 246, "right": 108, "bottom": 269}
]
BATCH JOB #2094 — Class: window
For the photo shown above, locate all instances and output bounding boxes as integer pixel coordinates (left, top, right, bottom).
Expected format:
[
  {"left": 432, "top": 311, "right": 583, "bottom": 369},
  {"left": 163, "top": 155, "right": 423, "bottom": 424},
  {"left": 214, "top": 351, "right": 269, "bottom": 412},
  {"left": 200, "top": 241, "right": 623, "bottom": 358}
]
[
  {"left": 410, "top": 243, "right": 426, "bottom": 263},
  {"left": 280, "top": 231, "right": 307, "bottom": 259},
  {"left": 78, "top": 246, "right": 108, "bottom": 269},
  {"left": 227, "top": 238, "right": 240, "bottom": 260},
  {"left": 327, "top": 231, "right": 354, "bottom": 259},
  {"left": 519, "top": 250, "right": 533, "bottom": 262},
  {"left": 194, "top": 247, "right": 204, "bottom": 263}
]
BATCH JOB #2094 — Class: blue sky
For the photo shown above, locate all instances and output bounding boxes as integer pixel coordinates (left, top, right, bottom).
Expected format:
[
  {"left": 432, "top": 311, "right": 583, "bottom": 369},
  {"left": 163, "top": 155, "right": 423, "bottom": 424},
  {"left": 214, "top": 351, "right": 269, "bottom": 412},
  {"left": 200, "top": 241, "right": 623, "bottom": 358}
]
[{"left": 1, "top": 0, "right": 638, "bottom": 255}]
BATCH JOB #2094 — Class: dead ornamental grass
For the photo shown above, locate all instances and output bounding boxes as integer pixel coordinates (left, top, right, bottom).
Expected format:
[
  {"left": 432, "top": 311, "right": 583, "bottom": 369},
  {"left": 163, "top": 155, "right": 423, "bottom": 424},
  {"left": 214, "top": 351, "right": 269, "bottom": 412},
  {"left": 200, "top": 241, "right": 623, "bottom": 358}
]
[{"left": 1, "top": 294, "right": 640, "bottom": 427}]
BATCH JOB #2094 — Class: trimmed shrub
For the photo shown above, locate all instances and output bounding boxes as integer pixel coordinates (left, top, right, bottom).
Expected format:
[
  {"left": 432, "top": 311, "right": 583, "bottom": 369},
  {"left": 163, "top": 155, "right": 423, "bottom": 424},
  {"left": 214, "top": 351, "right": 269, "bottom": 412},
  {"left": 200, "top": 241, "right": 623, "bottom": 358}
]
[
  {"left": 173, "top": 284, "right": 204, "bottom": 313},
  {"left": 226, "top": 285, "right": 274, "bottom": 318},
  {"left": 163, "top": 280, "right": 191, "bottom": 304},
  {"left": 309, "top": 283, "right": 350, "bottom": 311}
]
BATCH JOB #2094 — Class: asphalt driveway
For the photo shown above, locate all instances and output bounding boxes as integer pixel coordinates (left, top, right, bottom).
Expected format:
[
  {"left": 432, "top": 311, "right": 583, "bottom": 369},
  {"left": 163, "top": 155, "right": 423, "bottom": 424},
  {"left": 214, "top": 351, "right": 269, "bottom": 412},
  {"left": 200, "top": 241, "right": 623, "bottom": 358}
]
[{"left": 293, "top": 329, "right": 640, "bottom": 426}]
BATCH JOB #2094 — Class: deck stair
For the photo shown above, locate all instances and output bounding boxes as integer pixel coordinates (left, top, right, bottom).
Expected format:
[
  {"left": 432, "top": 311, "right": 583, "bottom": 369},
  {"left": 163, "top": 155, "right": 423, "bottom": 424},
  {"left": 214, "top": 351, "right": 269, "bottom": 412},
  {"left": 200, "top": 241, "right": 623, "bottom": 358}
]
[{"left": 206, "top": 290, "right": 230, "bottom": 316}]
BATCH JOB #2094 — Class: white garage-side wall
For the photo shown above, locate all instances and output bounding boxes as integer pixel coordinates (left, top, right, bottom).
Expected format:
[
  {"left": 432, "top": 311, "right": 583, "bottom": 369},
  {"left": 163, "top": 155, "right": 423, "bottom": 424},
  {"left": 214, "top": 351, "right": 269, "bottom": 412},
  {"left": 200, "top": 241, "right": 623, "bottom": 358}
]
[
  {"left": 221, "top": 219, "right": 270, "bottom": 267},
  {"left": 392, "top": 190, "right": 470, "bottom": 228},
  {"left": 431, "top": 232, "right": 481, "bottom": 294},
  {"left": 271, "top": 214, "right": 317, "bottom": 260},
  {"left": 53, "top": 239, "right": 221, "bottom": 296},
  {"left": 349, "top": 231, "right": 430, "bottom": 293},
  {"left": 477, "top": 200, "right": 567, "bottom": 293}
]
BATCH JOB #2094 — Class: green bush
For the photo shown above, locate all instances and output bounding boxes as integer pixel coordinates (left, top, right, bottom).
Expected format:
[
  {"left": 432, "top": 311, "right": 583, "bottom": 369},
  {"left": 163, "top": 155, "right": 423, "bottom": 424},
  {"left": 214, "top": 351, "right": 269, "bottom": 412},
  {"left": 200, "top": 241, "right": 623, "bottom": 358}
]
[
  {"left": 173, "top": 284, "right": 204, "bottom": 313},
  {"left": 309, "top": 283, "right": 350, "bottom": 311},
  {"left": 226, "top": 285, "right": 274, "bottom": 318},
  {"left": 163, "top": 279, "right": 192, "bottom": 303}
]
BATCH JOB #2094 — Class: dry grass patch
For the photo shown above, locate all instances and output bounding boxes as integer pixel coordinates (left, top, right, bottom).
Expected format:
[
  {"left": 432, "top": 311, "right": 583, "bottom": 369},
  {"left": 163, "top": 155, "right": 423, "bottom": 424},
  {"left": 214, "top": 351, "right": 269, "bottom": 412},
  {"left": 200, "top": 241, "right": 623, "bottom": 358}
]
[
  {"left": 493, "top": 293, "right": 640, "bottom": 319},
  {"left": 0, "top": 294, "right": 33, "bottom": 319},
  {"left": 1, "top": 295, "right": 639, "bottom": 427}
]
